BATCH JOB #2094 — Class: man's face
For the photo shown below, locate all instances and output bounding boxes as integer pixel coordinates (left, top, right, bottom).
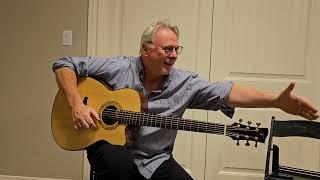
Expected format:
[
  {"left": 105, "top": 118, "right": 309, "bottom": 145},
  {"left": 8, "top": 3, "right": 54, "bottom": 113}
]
[{"left": 143, "top": 27, "right": 180, "bottom": 76}]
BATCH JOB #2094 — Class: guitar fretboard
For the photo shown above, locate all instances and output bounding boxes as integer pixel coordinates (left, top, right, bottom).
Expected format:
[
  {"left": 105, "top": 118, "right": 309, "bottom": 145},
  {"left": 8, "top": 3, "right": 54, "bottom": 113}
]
[{"left": 102, "top": 109, "right": 226, "bottom": 135}]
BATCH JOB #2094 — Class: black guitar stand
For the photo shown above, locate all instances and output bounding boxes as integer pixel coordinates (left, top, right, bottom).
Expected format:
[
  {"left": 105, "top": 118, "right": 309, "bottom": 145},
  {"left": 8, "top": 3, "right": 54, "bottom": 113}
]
[{"left": 265, "top": 117, "right": 320, "bottom": 180}]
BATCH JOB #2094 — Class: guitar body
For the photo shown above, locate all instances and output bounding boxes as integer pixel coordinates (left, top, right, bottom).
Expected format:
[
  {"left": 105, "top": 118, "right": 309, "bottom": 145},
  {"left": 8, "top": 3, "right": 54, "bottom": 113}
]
[{"left": 51, "top": 77, "right": 142, "bottom": 151}]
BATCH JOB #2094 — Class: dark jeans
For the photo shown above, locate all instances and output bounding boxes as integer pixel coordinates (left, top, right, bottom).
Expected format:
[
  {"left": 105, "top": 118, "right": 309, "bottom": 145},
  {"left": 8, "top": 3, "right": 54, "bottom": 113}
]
[{"left": 86, "top": 141, "right": 193, "bottom": 180}]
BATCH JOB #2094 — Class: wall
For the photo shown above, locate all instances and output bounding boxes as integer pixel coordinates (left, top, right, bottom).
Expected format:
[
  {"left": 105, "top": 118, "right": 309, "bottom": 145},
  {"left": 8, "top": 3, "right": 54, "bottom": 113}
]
[{"left": 0, "top": 0, "right": 88, "bottom": 179}]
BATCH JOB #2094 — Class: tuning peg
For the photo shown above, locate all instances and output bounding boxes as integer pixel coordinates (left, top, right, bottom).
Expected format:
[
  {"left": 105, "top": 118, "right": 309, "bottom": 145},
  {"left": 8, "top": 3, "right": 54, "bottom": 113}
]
[
  {"left": 237, "top": 119, "right": 243, "bottom": 127},
  {"left": 256, "top": 122, "right": 261, "bottom": 132},
  {"left": 246, "top": 121, "right": 252, "bottom": 130},
  {"left": 239, "top": 119, "right": 243, "bottom": 124},
  {"left": 245, "top": 135, "right": 250, "bottom": 146},
  {"left": 256, "top": 122, "right": 261, "bottom": 127},
  {"left": 254, "top": 137, "right": 259, "bottom": 147},
  {"left": 236, "top": 135, "right": 240, "bottom": 146}
]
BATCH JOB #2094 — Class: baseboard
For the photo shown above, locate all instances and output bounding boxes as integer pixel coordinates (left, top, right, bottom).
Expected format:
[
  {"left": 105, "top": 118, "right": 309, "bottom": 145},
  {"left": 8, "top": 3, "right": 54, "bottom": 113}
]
[{"left": 0, "top": 175, "right": 72, "bottom": 180}]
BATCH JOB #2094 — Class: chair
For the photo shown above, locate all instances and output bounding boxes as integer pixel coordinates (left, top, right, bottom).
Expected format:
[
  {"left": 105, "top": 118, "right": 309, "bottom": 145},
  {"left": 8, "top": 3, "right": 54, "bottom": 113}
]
[
  {"left": 264, "top": 117, "right": 320, "bottom": 180},
  {"left": 90, "top": 168, "right": 95, "bottom": 180}
]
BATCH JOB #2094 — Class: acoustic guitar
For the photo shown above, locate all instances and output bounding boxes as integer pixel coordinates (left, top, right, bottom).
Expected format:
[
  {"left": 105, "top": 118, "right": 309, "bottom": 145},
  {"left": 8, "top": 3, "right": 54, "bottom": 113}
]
[{"left": 51, "top": 77, "right": 268, "bottom": 151}]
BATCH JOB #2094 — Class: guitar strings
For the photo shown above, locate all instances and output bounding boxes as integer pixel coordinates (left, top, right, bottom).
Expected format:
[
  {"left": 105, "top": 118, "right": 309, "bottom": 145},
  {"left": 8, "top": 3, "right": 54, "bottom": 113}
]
[
  {"left": 101, "top": 109, "right": 225, "bottom": 132},
  {"left": 100, "top": 109, "right": 262, "bottom": 141},
  {"left": 100, "top": 109, "right": 259, "bottom": 132},
  {"left": 101, "top": 109, "right": 256, "bottom": 132},
  {"left": 101, "top": 109, "right": 257, "bottom": 141}
]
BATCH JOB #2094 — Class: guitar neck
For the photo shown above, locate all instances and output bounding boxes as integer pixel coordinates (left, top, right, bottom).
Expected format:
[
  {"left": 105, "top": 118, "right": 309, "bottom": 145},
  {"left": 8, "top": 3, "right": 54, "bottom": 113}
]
[
  {"left": 101, "top": 109, "right": 269, "bottom": 145},
  {"left": 114, "top": 110, "right": 226, "bottom": 135}
]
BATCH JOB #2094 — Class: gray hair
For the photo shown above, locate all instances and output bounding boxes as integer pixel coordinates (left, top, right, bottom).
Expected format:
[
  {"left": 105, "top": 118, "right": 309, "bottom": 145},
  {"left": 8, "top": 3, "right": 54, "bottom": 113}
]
[{"left": 139, "top": 20, "right": 180, "bottom": 54}]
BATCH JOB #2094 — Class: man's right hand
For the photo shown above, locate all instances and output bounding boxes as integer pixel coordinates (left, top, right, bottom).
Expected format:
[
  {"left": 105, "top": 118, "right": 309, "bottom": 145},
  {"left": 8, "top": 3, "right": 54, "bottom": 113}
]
[{"left": 71, "top": 103, "right": 100, "bottom": 130}]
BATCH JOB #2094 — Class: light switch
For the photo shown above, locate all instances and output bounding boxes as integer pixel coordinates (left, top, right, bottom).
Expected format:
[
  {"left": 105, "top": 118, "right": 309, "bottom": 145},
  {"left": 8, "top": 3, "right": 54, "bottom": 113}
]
[{"left": 62, "top": 30, "right": 72, "bottom": 46}]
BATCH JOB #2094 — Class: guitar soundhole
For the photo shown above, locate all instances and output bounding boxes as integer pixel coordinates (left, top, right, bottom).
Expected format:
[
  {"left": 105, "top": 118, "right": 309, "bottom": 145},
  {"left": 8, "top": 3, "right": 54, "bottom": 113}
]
[{"left": 102, "top": 105, "right": 118, "bottom": 125}]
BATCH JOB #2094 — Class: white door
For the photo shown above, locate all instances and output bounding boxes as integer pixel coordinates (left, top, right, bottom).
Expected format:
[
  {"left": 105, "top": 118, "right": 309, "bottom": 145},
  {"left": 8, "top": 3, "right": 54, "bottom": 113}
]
[
  {"left": 205, "top": 0, "right": 320, "bottom": 179},
  {"left": 86, "top": 0, "right": 214, "bottom": 179}
]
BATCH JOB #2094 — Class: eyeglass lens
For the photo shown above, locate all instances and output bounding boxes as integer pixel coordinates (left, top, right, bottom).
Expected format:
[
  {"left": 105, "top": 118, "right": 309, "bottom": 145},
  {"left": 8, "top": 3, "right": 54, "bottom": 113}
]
[{"left": 163, "top": 46, "right": 183, "bottom": 55}]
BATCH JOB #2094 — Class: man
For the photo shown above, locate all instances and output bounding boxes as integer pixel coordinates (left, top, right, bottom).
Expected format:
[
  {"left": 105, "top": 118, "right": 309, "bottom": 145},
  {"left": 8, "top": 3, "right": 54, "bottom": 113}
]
[{"left": 52, "top": 21, "right": 319, "bottom": 180}]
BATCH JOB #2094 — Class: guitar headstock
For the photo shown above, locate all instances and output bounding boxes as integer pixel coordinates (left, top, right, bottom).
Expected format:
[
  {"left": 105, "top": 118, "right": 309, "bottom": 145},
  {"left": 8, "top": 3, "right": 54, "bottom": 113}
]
[{"left": 226, "top": 119, "right": 268, "bottom": 147}]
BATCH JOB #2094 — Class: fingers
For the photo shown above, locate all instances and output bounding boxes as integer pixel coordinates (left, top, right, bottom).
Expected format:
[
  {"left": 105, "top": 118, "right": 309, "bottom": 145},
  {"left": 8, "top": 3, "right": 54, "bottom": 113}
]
[
  {"left": 283, "top": 84, "right": 319, "bottom": 120},
  {"left": 73, "top": 118, "right": 90, "bottom": 130},
  {"left": 87, "top": 108, "right": 101, "bottom": 128},
  {"left": 294, "top": 95, "right": 319, "bottom": 119},
  {"left": 300, "top": 109, "right": 318, "bottom": 120},
  {"left": 296, "top": 94, "right": 319, "bottom": 120},
  {"left": 73, "top": 107, "right": 100, "bottom": 130},
  {"left": 301, "top": 110, "right": 319, "bottom": 120},
  {"left": 298, "top": 95, "right": 318, "bottom": 113},
  {"left": 91, "top": 109, "right": 101, "bottom": 121},
  {"left": 301, "top": 105, "right": 320, "bottom": 120}
]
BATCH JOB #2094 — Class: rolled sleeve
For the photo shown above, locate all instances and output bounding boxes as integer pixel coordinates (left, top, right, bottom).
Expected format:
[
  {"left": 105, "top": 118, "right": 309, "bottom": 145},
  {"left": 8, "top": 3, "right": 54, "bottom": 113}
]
[
  {"left": 52, "top": 57, "right": 90, "bottom": 78},
  {"left": 52, "top": 57, "right": 76, "bottom": 71},
  {"left": 52, "top": 56, "right": 128, "bottom": 81},
  {"left": 188, "top": 74, "right": 235, "bottom": 118}
]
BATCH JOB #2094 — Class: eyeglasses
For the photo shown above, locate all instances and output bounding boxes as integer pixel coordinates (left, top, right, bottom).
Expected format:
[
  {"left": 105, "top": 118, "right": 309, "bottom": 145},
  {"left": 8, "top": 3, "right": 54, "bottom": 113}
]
[
  {"left": 145, "top": 42, "right": 183, "bottom": 55},
  {"left": 161, "top": 45, "right": 183, "bottom": 55}
]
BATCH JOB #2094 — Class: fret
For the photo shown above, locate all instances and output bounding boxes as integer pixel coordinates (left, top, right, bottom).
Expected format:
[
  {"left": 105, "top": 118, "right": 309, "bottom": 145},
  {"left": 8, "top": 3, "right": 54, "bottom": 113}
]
[
  {"left": 132, "top": 112, "right": 136, "bottom": 125},
  {"left": 143, "top": 113, "right": 148, "bottom": 126},
  {"left": 148, "top": 113, "right": 151, "bottom": 126},
  {"left": 182, "top": 118, "right": 185, "bottom": 130},
  {"left": 128, "top": 111, "right": 131, "bottom": 124},
  {"left": 154, "top": 114, "right": 158, "bottom": 127},
  {"left": 163, "top": 116, "right": 166, "bottom": 128},
  {"left": 121, "top": 110, "right": 125, "bottom": 124},
  {"left": 163, "top": 118, "right": 167, "bottom": 129},
  {"left": 172, "top": 117, "right": 178, "bottom": 130},
  {"left": 166, "top": 117, "right": 170, "bottom": 129},
  {"left": 151, "top": 114, "right": 158, "bottom": 127},
  {"left": 157, "top": 115, "right": 161, "bottom": 128},
  {"left": 148, "top": 114, "right": 153, "bottom": 127},
  {"left": 128, "top": 111, "right": 132, "bottom": 125},
  {"left": 118, "top": 110, "right": 123, "bottom": 124},
  {"left": 136, "top": 111, "right": 141, "bottom": 126}
]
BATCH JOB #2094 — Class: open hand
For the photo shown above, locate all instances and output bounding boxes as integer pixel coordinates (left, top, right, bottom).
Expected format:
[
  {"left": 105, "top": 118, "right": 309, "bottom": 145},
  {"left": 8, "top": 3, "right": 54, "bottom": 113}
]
[{"left": 276, "top": 83, "right": 319, "bottom": 120}]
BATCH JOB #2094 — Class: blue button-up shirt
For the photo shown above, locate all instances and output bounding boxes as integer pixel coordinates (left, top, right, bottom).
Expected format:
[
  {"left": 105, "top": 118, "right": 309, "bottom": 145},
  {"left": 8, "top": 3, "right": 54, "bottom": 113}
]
[{"left": 52, "top": 56, "right": 234, "bottom": 179}]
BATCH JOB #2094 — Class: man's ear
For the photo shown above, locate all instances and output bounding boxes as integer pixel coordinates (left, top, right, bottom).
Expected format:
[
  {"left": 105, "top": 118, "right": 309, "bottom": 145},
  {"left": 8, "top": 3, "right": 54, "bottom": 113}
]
[{"left": 141, "top": 44, "right": 149, "bottom": 56}]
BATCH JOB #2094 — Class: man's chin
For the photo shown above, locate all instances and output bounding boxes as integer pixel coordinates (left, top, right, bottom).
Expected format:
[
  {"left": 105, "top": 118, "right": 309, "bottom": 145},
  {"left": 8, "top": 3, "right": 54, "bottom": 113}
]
[{"left": 161, "top": 69, "right": 171, "bottom": 75}]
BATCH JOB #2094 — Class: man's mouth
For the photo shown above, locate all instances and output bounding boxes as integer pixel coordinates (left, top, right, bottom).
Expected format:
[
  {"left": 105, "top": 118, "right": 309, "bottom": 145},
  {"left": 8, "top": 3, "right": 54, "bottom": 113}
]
[{"left": 164, "top": 60, "right": 173, "bottom": 66}]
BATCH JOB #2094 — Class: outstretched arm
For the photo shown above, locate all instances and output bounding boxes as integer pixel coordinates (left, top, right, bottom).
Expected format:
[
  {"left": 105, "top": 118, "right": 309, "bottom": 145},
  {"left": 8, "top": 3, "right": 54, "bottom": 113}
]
[{"left": 227, "top": 83, "right": 319, "bottom": 120}]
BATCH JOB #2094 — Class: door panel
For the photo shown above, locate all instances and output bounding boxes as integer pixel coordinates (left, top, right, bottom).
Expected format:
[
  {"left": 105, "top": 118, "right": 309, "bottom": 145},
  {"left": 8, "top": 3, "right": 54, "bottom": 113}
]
[{"left": 206, "top": 0, "right": 320, "bottom": 179}]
